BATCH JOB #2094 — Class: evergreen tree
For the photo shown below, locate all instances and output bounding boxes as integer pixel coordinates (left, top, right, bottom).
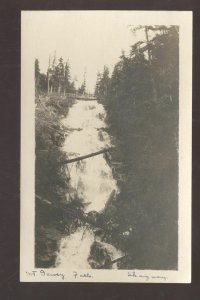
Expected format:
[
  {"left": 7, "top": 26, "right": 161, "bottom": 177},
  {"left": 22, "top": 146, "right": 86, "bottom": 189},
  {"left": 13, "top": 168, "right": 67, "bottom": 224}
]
[
  {"left": 102, "top": 26, "right": 179, "bottom": 269},
  {"left": 69, "top": 81, "right": 76, "bottom": 93},
  {"left": 94, "top": 66, "right": 110, "bottom": 101},
  {"left": 39, "top": 73, "right": 48, "bottom": 93},
  {"left": 94, "top": 71, "right": 101, "bottom": 97},
  {"left": 64, "top": 62, "right": 71, "bottom": 94},
  {"left": 57, "top": 57, "right": 65, "bottom": 94},
  {"left": 35, "top": 59, "right": 40, "bottom": 94},
  {"left": 35, "top": 58, "right": 48, "bottom": 94},
  {"left": 78, "top": 80, "right": 86, "bottom": 95}
]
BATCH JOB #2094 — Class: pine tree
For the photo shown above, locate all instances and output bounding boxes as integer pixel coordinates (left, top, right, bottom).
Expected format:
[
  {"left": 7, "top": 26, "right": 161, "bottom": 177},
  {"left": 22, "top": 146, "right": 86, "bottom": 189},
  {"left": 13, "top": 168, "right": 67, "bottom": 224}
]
[
  {"left": 94, "top": 66, "right": 110, "bottom": 101},
  {"left": 94, "top": 71, "right": 101, "bottom": 97},
  {"left": 64, "top": 62, "right": 71, "bottom": 94},
  {"left": 35, "top": 59, "right": 40, "bottom": 94},
  {"left": 78, "top": 80, "right": 86, "bottom": 95},
  {"left": 35, "top": 59, "right": 48, "bottom": 94},
  {"left": 57, "top": 57, "right": 65, "bottom": 94},
  {"left": 78, "top": 70, "right": 87, "bottom": 95}
]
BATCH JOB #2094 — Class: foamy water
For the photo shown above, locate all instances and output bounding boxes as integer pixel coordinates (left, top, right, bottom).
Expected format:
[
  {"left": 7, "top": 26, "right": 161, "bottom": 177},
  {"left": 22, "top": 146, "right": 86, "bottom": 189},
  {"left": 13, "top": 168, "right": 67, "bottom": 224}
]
[
  {"left": 56, "top": 227, "right": 95, "bottom": 269},
  {"left": 56, "top": 100, "right": 121, "bottom": 269},
  {"left": 62, "top": 100, "right": 118, "bottom": 213}
]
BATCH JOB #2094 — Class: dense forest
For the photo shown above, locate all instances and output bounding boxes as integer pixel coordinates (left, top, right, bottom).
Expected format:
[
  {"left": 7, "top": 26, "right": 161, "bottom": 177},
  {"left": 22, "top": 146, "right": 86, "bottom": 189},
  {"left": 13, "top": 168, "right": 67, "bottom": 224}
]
[
  {"left": 35, "top": 57, "right": 84, "bottom": 267},
  {"left": 95, "top": 25, "right": 179, "bottom": 269},
  {"left": 35, "top": 56, "right": 86, "bottom": 96}
]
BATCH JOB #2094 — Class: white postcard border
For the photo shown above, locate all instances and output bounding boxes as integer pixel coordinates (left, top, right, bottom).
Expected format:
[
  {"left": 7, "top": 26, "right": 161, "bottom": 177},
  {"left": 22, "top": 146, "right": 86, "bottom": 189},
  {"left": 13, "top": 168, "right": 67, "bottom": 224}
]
[{"left": 20, "top": 10, "right": 192, "bottom": 283}]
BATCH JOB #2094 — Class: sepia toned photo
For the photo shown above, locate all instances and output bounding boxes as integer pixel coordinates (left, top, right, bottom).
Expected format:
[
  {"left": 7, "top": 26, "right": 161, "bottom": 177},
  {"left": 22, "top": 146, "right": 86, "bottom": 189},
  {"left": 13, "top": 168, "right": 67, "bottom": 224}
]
[{"left": 21, "top": 11, "right": 192, "bottom": 283}]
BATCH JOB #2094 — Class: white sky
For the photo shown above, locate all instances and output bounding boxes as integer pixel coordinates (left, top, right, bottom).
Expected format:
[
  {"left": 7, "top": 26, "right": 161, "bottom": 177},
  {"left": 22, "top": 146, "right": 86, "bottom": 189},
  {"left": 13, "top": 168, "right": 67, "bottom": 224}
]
[
  {"left": 29, "top": 11, "right": 149, "bottom": 92},
  {"left": 26, "top": 11, "right": 181, "bottom": 93}
]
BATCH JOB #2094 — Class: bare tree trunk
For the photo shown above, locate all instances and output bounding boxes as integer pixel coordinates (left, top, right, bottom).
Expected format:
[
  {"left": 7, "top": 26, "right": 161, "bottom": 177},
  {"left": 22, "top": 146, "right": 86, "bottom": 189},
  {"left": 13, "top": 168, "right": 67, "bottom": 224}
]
[
  {"left": 58, "top": 84, "right": 61, "bottom": 95},
  {"left": 145, "top": 26, "right": 151, "bottom": 63},
  {"left": 61, "top": 147, "right": 115, "bottom": 164},
  {"left": 47, "top": 72, "right": 50, "bottom": 94}
]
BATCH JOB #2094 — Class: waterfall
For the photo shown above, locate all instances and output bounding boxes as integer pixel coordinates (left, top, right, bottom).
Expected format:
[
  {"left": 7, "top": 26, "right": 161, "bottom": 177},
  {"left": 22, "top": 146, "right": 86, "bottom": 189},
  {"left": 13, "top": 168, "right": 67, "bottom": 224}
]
[{"left": 55, "top": 100, "right": 122, "bottom": 269}]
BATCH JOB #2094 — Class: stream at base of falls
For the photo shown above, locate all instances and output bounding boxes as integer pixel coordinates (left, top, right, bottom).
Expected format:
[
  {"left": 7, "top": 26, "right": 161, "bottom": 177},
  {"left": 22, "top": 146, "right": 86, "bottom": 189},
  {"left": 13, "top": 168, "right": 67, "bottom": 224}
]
[{"left": 55, "top": 100, "right": 123, "bottom": 269}]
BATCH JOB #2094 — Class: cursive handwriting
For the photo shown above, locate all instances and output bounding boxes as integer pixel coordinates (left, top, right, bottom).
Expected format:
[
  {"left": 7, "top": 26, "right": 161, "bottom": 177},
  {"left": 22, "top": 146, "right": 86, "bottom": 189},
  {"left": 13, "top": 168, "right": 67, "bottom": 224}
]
[
  {"left": 73, "top": 271, "right": 93, "bottom": 279},
  {"left": 128, "top": 271, "right": 167, "bottom": 282},
  {"left": 40, "top": 269, "right": 65, "bottom": 280},
  {"left": 26, "top": 270, "right": 65, "bottom": 280},
  {"left": 25, "top": 270, "right": 167, "bottom": 282}
]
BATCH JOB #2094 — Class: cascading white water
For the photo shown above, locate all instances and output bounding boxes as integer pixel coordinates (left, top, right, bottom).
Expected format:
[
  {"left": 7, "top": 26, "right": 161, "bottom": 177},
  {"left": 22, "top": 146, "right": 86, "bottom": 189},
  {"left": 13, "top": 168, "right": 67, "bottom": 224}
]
[
  {"left": 55, "top": 100, "right": 122, "bottom": 269},
  {"left": 56, "top": 227, "right": 95, "bottom": 269}
]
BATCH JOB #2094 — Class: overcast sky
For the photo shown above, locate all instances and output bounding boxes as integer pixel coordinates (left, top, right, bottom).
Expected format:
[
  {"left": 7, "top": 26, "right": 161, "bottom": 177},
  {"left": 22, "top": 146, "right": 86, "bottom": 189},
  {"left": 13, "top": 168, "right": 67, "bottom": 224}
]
[
  {"left": 27, "top": 11, "right": 150, "bottom": 92},
  {"left": 24, "top": 11, "right": 183, "bottom": 92}
]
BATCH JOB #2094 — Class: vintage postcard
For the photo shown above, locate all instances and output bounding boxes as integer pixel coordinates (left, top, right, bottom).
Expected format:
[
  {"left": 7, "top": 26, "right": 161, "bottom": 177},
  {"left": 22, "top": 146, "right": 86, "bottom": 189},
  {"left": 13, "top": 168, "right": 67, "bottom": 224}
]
[{"left": 21, "top": 11, "right": 192, "bottom": 283}]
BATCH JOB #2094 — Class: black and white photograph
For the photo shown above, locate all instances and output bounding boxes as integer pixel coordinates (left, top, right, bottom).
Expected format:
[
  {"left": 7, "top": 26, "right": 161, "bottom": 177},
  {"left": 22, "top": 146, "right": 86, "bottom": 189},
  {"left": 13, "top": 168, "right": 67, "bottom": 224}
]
[{"left": 21, "top": 11, "right": 192, "bottom": 283}]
